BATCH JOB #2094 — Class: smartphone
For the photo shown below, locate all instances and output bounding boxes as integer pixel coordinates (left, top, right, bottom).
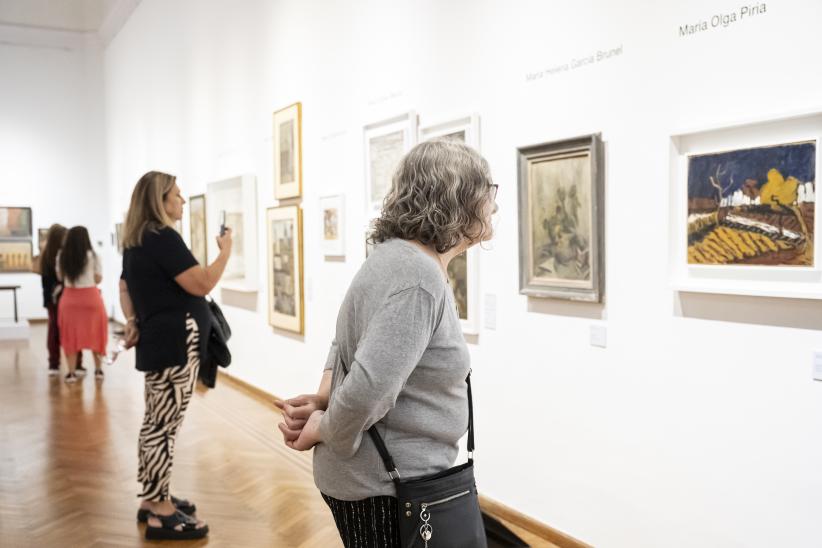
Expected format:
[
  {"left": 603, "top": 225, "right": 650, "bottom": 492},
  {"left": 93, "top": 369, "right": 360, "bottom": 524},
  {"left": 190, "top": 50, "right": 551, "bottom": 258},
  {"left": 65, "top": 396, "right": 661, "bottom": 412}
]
[{"left": 219, "top": 210, "right": 226, "bottom": 236}]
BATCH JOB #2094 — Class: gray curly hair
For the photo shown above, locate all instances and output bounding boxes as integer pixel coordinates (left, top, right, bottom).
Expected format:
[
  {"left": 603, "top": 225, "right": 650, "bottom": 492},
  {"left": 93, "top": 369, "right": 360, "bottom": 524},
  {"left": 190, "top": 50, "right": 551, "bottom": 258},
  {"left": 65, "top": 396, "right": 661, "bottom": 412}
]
[{"left": 371, "top": 139, "right": 494, "bottom": 253}]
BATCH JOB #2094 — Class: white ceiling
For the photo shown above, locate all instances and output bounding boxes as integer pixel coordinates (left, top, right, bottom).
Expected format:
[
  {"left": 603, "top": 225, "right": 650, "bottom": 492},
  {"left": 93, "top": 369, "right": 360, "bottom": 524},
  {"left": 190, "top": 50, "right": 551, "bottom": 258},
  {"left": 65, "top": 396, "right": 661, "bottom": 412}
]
[{"left": 0, "top": 0, "right": 140, "bottom": 47}]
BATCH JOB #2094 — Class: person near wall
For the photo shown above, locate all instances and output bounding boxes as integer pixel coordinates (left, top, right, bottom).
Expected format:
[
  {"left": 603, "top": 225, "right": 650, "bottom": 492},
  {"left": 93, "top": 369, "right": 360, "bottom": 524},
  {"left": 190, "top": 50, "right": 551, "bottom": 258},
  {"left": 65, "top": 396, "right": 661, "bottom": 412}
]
[
  {"left": 276, "top": 139, "right": 498, "bottom": 547},
  {"left": 56, "top": 226, "right": 106, "bottom": 383},
  {"left": 39, "top": 223, "right": 83, "bottom": 376},
  {"left": 119, "top": 171, "right": 232, "bottom": 541}
]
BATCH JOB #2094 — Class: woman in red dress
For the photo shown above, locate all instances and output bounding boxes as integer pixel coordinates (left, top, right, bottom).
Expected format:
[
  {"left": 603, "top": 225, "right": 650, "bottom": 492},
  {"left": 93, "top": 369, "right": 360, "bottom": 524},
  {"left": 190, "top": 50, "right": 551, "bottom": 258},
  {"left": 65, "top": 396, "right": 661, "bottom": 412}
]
[{"left": 57, "top": 226, "right": 108, "bottom": 383}]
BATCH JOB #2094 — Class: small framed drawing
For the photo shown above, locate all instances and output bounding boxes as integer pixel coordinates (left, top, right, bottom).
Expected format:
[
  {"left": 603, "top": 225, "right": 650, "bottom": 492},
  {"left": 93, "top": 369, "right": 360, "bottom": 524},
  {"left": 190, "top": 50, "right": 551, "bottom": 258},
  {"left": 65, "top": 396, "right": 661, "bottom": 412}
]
[
  {"left": 206, "top": 175, "right": 258, "bottom": 291},
  {"left": 670, "top": 110, "right": 820, "bottom": 299},
  {"left": 319, "top": 195, "right": 345, "bottom": 257},
  {"left": 0, "top": 206, "right": 32, "bottom": 239},
  {"left": 267, "top": 205, "right": 304, "bottom": 334},
  {"left": 189, "top": 194, "right": 207, "bottom": 265},
  {"left": 517, "top": 134, "right": 605, "bottom": 302},
  {"left": 364, "top": 111, "right": 417, "bottom": 215},
  {"left": 419, "top": 113, "right": 482, "bottom": 333},
  {"left": 0, "top": 240, "right": 33, "bottom": 272},
  {"left": 274, "top": 102, "right": 303, "bottom": 200}
]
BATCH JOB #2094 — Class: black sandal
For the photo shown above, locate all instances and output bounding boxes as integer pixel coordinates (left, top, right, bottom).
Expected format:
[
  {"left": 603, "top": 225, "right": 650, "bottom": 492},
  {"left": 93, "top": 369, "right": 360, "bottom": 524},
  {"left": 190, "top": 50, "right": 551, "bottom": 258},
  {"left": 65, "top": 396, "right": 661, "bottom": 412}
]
[
  {"left": 144, "top": 510, "right": 208, "bottom": 541},
  {"left": 137, "top": 496, "right": 197, "bottom": 522}
]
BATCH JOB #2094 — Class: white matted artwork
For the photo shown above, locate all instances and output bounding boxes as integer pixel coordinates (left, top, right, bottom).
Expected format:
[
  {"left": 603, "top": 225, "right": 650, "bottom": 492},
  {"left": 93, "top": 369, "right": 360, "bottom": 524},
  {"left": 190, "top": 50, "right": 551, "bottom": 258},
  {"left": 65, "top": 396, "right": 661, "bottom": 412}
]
[
  {"left": 319, "top": 194, "right": 345, "bottom": 257},
  {"left": 419, "top": 113, "right": 482, "bottom": 333},
  {"left": 273, "top": 102, "right": 302, "bottom": 200},
  {"left": 364, "top": 111, "right": 417, "bottom": 215},
  {"left": 419, "top": 113, "right": 480, "bottom": 150},
  {"left": 206, "top": 175, "right": 258, "bottom": 292},
  {"left": 670, "top": 109, "right": 821, "bottom": 300}
]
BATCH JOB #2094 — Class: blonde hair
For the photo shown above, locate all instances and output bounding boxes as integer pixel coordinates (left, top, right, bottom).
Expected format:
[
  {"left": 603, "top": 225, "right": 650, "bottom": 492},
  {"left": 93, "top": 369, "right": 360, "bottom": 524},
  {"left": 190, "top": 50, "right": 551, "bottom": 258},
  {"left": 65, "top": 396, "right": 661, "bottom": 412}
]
[{"left": 123, "top": 171, "right": 177, "bottom": 249}]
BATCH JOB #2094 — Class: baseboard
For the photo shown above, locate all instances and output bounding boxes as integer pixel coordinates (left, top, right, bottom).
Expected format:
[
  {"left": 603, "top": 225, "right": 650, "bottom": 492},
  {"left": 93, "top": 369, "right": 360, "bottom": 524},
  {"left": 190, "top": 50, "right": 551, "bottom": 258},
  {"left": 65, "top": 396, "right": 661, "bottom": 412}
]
[
  {"left": 216, "top": 369, "right": 591, "bottom": 548},
  {"left": 479, "top": 495, "right": 592, "bottom": 548},
  {"left": 217, "top": 369, "right": 283, "bottom": 407}
]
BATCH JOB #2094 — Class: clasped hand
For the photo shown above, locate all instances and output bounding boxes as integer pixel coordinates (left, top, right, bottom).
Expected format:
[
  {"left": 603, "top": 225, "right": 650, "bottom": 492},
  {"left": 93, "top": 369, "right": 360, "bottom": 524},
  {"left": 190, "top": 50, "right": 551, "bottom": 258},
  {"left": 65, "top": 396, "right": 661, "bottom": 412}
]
[{"left": 275, "top": 394, "right": 325, "bottom": 451}]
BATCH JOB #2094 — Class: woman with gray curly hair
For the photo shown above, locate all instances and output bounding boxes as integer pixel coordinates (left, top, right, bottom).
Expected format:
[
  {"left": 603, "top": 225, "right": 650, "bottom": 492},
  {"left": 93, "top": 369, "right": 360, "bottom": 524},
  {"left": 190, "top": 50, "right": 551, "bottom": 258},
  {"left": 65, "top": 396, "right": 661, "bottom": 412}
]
[{"left": 277, "top": 138, "right": 497, "bottom": 546}]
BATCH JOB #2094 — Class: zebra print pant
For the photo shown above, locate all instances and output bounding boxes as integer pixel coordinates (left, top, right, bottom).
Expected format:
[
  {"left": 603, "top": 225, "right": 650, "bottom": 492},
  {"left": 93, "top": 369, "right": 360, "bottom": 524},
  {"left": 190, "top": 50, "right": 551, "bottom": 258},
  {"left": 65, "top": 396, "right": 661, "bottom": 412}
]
[
  {"left": 321, "top": 493, "right": 401, "bottom": 548},
  {"left": 137, "top": 314, "right": 200, "bottom": 501}
]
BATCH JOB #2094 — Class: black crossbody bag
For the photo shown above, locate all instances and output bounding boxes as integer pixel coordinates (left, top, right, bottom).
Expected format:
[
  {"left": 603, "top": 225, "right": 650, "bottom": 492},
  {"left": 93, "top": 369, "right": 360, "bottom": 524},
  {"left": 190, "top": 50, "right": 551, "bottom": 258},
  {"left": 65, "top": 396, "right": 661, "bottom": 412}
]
[{"left": 340, "top": 360, "right": 487, "bottom": 548}]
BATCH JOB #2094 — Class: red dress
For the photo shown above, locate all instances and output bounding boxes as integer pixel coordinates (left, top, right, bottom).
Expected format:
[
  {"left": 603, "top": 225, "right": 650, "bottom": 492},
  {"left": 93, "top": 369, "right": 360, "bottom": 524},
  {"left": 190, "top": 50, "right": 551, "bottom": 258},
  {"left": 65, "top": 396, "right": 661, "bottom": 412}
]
[{"left": 57, "top": 252, "right": 108, "bottom": 355}]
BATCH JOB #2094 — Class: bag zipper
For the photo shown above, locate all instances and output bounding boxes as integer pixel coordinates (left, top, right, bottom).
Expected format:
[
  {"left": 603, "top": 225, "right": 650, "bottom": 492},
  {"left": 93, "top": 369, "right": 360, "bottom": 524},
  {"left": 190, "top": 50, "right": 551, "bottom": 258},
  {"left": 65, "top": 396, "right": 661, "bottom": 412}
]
[
  {"left": 417, "top": 490, "right": 471, "bottom": 547},
  {"left": 420, "top": 489, "right": 471, "bottom": 510}
]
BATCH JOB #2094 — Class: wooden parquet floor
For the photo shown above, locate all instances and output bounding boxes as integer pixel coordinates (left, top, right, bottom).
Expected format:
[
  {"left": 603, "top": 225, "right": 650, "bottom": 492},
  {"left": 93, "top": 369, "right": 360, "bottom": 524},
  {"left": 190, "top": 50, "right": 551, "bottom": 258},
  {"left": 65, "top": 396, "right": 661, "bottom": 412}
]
[
  {"left": 0, "top": 323, "right": 558, "bottom": 548},
  {"left": 0, "top": 323, "right": 342, "bottom": 548}
]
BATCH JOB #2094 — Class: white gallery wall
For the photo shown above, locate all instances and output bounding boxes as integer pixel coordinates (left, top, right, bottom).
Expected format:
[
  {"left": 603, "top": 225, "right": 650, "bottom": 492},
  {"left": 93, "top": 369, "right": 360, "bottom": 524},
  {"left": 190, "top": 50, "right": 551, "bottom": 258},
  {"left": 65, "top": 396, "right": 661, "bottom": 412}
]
[
  {"left": 101, "top": 0, "right": 822, "bottom": 546},
  {"left": 0, "top": 29, "right": 110, "bottom": 320}
]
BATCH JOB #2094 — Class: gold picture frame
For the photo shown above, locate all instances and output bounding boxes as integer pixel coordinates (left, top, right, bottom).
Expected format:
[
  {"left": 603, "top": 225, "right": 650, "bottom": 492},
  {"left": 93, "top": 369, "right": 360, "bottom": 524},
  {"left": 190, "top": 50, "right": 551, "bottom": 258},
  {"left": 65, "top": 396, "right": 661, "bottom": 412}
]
[
  {"left": 273, "top": 102, "right": 303, "bottom": 200},
  {"left": 266, "top": 205, "right": 304, "bottom": 334}
]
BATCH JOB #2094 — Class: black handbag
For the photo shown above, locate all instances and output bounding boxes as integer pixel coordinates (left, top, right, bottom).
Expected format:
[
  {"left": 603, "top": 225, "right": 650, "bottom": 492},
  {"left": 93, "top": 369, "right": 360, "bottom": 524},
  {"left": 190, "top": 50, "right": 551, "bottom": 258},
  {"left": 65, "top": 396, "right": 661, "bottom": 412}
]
[
  {"left": 206, "top": 295, "right": 231, "bottom": 366},
  {"left": 199, "top": 297, "right": 232, "bottom": 388},
  {"left": 341, "top": 360, "right": 487, "bottom": 548}
]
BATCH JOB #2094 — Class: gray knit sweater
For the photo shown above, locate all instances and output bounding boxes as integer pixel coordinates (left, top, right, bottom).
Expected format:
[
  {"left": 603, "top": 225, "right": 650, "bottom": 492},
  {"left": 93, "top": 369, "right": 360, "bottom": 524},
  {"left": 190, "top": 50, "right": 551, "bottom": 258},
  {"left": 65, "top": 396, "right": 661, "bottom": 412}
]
[{"left": 313, "top": 238, "right": 470, "bottom": 500}]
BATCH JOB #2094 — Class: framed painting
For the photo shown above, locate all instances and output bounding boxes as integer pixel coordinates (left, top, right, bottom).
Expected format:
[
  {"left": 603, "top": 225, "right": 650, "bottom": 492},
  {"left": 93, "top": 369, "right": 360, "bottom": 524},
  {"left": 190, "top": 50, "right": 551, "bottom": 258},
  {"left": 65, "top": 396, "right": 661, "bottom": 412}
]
[
  {"left": 37, "top": 228, "right": 49, "bottom": 254},
  {"left": 0, "top": 241, "right": 33, "bottom": 272},
  {"left": 319, "top": 194, "right": 345, "bottom": 257},
  {"left": 274, "top": 102, "right": 303, "bottom": 200},
  {"left": 670, "top": 111, "right": 822, "bottom": 299},
  {"left": 517, "top": 134, "right": 605, "bottom": 302},
  {"left": 419, "top": 113, "right": 482, "bottom": 333},
  {"left": 114, "top": 223, "right": 124, "bottom": 255},
  {"left": 267, "top": 205, "right": 304, "bottom": 334},
  {"left": 206, "top": 175, "right": 258, "bottom": 291},
  {"left": 686, "top": 141, "right": 815, "bottom": 267},
  {"left": 0, "top": 207, "right": 32, "bottom": 239},
  {"left": 189, "top": 194, "right": 207, "bottom": 265},
  {"left": 446, "top": 250, "right": 480, "bottom": 334},
  {"left": 364, "top": 111, "right": 417, "bottom": 215}
]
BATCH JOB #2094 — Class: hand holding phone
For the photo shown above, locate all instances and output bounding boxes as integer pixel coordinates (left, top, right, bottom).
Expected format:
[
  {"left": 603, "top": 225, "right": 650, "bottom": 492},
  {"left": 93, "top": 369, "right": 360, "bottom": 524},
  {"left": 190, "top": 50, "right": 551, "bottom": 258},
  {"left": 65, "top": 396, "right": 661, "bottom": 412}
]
[{"left": 216, "top": 210, "right": 233, "bottom": 254}]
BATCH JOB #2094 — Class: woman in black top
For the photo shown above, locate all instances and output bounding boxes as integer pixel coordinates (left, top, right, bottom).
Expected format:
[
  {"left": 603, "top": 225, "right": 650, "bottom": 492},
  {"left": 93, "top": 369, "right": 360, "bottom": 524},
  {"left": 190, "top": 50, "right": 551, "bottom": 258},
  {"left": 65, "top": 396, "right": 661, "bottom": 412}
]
[{"left": 119, "top": 171, "right": 232, "bottom": 541}]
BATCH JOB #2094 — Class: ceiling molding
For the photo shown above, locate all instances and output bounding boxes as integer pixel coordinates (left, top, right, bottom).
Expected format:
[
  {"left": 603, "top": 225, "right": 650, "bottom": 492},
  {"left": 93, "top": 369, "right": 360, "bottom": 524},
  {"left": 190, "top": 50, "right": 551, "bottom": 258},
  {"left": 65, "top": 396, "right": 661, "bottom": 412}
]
[
  {"left": 98, "top": 0, "right": 141, "bottom": 47},
  {"left": 0, "top": 22, "right": 87, "bottom": 51},
  {"left": 0, "top": 0, "right": 141, "bottom": 51}
]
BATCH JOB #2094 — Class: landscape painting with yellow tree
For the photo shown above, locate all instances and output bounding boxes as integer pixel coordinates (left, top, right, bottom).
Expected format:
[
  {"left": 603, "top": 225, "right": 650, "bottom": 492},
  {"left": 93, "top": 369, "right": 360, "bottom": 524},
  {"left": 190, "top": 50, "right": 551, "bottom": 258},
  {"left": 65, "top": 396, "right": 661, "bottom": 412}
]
[{"left": 687, "top": 141, "right": 816, "bottom": 266}]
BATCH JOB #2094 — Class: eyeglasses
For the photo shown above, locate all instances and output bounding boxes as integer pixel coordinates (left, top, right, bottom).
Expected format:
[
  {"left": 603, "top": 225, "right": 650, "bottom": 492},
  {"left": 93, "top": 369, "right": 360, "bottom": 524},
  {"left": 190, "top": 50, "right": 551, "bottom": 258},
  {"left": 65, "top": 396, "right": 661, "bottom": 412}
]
[{"left": 489, "top": 184, "right": 499, "bottom": 201}]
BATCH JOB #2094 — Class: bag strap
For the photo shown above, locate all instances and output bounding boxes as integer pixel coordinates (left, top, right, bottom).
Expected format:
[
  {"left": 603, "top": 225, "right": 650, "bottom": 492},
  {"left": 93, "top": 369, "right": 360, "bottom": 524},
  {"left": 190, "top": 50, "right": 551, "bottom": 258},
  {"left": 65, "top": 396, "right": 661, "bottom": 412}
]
[{"left": 338, "top": 358, "right": 474, "bottom": 485}]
